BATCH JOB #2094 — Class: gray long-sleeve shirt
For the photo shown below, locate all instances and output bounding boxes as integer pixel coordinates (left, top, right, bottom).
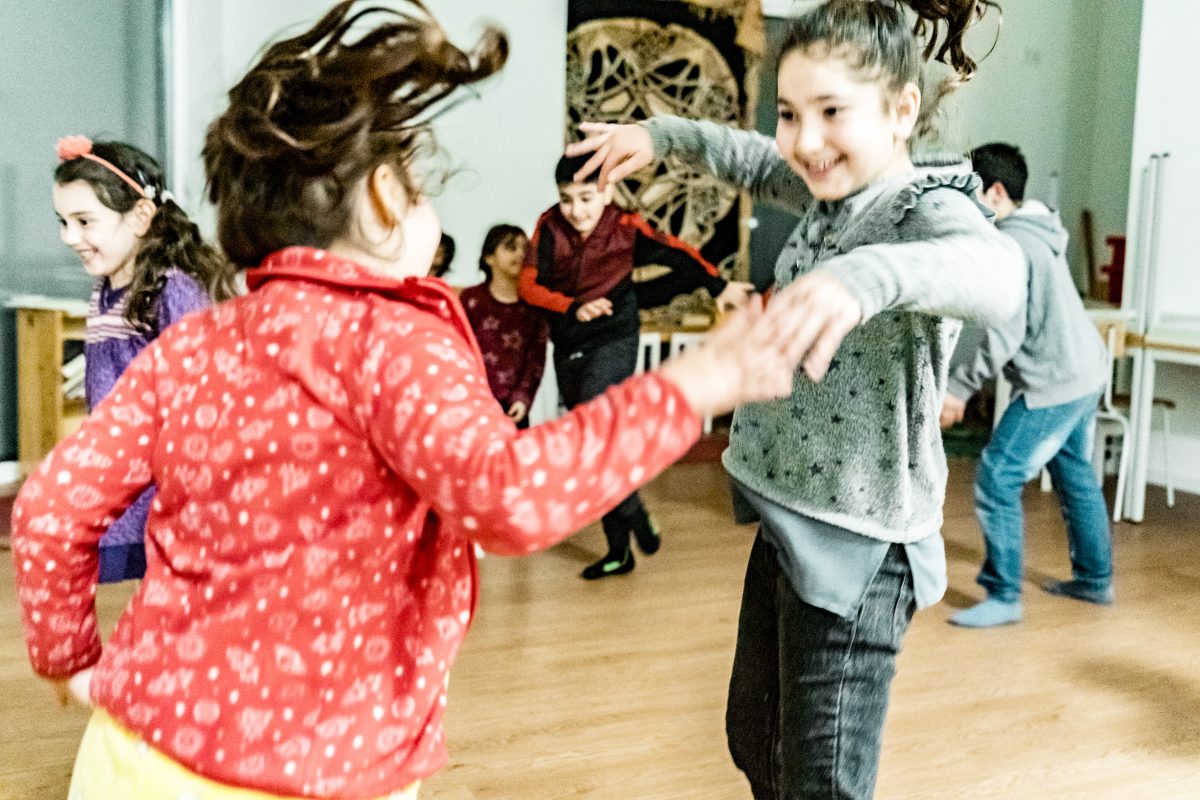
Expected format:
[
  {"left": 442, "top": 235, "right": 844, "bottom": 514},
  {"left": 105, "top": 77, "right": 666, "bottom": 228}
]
[
  {"left": 948, "top": 201, "right": 1107, "bottom": 408},
  {"left": 644, "top": 116, "right": 1026, "bottom": 544}
]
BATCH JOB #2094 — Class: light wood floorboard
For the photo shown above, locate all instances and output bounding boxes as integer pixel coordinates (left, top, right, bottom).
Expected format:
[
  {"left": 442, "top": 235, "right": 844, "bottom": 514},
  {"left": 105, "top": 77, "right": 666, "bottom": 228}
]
[{"left": 2, "top": 460, "right": 1197, "bottom": 799}]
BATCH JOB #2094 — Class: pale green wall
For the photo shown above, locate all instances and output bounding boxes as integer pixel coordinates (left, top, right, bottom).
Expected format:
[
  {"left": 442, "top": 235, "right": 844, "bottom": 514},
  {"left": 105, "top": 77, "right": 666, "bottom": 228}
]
[{"left": 0, "top": 0, "right": 162, "bottom": 459}]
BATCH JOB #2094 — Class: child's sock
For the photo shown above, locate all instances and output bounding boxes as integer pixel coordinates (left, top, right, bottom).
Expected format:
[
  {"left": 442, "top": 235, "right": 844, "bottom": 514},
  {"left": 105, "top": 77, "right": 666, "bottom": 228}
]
[
  {"left": 948, "top": 597, "right": 1022, "bottom": 628},
  {"left": 631, "top": 510, "right": 661, "bottom": 555},
  {"left": 581, "top": 550, "right": 634, "bottom": 580},
  {"left": 1042, "top": 579, "right": 1114, "bottom": 606}
]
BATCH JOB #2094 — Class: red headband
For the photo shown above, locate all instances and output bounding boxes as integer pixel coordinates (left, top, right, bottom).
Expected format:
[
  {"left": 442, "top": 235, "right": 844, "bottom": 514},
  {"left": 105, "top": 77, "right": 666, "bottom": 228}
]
[{"left": 55, "top": 135, "right": 150, "bottom": 199}]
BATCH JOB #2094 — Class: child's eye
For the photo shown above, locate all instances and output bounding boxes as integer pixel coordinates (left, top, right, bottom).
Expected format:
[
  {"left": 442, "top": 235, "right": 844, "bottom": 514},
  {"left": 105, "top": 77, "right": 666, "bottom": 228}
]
[
  {"left": 777, "top": 109, "right": 796, "bottom": 123},
  {"left": 823, "top": 106, "right": 843, "bottom": 119}
]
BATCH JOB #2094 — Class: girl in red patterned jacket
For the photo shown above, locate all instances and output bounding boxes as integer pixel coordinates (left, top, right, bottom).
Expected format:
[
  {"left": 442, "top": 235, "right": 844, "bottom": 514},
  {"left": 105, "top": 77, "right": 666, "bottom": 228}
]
[{"left": 11, "top": 3, "right": 805, "bottom": 799}]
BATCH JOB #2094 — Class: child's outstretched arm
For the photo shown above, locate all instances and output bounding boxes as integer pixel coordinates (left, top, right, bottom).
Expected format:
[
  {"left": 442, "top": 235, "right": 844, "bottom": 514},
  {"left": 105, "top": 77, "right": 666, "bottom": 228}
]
[
  {"left": 356, "top": 298, "right": 793, "bottom": 555},
  {"left": 567, "top": 119, "right": 811, "bottom": 214},
  {"left": 623, "top": 213, "right": 753, "bottom": 311},
  {"left": 764, "top": 189, "right": 1026, "bottom": 381}
]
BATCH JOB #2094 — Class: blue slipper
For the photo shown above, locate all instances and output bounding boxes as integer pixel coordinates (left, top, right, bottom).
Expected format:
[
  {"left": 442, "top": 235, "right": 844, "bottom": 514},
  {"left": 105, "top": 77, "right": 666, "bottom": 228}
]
[{"left": 949, "top": 598, "right": 1023, "bottom": 628}]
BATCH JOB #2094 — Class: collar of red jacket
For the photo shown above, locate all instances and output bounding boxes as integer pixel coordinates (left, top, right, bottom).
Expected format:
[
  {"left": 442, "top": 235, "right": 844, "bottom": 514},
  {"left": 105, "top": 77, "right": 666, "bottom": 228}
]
[{"left": 246, "top": 246, "right": 460, "bottom": 315}]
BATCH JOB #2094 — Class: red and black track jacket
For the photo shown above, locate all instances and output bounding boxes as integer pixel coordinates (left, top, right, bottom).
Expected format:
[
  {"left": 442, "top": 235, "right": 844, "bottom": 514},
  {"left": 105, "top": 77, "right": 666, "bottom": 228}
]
[{"left": 518, "top": 204, "right": 727, "bottom": 351}]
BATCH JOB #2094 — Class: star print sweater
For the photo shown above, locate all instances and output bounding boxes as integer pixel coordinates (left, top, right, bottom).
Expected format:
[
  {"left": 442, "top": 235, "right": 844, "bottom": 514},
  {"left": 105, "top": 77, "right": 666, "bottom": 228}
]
[
  {"left": 644, "top": 116, "right": 1026, "bottom": 542},
  {"left": 11, "top": 247, "right": 701, "bottom": 799},
  {"left": 459, "top": 283, "right": 548, "bottom": 412}
]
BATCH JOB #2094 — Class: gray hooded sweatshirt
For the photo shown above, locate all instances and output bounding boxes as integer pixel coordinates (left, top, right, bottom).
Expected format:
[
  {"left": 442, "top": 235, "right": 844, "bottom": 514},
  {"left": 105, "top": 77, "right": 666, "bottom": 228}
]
[{"left": 948, "top": 201, "right": 1107, "bottom": 408}]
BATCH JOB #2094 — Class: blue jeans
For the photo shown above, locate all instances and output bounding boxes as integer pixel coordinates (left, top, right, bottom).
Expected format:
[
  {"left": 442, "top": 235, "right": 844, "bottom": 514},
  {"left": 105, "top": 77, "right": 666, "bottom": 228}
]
[
  {"left": 975, "top": 393, "right": 1113, "bottom": 603},
  {"left": 727, "top": 533, "right": 915, "bottom": 799}
]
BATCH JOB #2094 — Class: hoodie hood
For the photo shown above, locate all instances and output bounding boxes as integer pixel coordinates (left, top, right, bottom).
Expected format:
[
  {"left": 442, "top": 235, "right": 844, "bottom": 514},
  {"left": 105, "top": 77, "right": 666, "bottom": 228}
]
[{"left": 998, "top": 200, "right": 1068, "bottom": 257}]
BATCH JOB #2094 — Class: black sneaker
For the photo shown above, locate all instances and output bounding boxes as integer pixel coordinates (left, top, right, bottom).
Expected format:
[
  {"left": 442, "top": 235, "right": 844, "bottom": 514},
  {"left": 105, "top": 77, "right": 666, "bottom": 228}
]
[
  {"left": 581, "top": 550, "right": 635, "bottom": 580},
  {"left": 632, "top": 515, "right": 661, "bottom": 555}
]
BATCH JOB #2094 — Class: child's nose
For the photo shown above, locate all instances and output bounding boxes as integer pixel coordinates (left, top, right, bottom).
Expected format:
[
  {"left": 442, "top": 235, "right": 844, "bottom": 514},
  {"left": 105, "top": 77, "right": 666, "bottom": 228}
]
[
  {"left": 795, "top": 123, "right": 824, "bottom": 158},
  {"left": 60, "top": 224, "right": 80, "bottom": 246}
]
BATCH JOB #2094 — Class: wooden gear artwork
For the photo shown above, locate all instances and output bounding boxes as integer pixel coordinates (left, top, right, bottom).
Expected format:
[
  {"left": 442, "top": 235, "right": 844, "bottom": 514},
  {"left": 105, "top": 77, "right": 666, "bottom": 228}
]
[{"left": 566, "top": 2, "right": 762, "bottom": 329}]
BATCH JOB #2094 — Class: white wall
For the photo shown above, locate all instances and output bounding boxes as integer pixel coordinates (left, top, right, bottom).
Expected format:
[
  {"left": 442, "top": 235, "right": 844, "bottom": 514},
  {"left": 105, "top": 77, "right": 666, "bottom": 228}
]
[
  {"left": 948, "top": 0, "right": 1140, "bottom": 291},
  {"left": 1122, "top": 0, "right": 1200, "bottom": 497},
  {"left": 170, "top": 0, "right": 567, "bottom": 287}
]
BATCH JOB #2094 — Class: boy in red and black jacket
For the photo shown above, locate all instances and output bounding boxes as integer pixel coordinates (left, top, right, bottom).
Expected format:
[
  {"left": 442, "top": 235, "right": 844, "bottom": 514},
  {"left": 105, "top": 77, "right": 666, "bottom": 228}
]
[{"left": 520, "top": 154, "right": 752, "bottom": 579}]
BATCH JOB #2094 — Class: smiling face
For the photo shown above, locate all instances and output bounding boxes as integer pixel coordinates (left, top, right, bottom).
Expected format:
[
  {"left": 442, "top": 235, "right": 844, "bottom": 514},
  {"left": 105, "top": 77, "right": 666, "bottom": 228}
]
[
  {"left": 53, "top": 180, "right": 147, "bottom": 287},
  {"left": 557, "top": 181, "right": 613, "bottom": 238},
  {"left": 774, "top": 48, "right": 918, "bottom": 201}
]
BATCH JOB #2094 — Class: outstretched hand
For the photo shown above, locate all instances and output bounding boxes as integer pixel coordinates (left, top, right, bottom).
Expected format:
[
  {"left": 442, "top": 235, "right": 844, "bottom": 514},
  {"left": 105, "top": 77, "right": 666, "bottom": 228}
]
[
  {"left": 564, "top": 122, "right": 655, "bottom": 190},
  {"left": 659, "top": 295, "right": 797, "bottom": 417},
  {"left": 759, "top": 269, "right": 863, "bottom": 382}
]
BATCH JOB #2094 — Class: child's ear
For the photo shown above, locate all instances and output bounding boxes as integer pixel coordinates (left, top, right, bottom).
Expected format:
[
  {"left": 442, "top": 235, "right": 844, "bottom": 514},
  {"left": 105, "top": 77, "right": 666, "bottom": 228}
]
[
  {"left": 366, "top": 163, "right": 406, "bottom": 228},
  {"left": 601, "top": 183, "right": 616, "bottom": 204},
  {"left": 893, "top": 81, "right": 921, "bottom": 141},
  {"left": 984, "top": 181, "right": 1009, "bottom": 205},
  {"left": 130, "top": 198, "right": 157, "bottom": 236}
]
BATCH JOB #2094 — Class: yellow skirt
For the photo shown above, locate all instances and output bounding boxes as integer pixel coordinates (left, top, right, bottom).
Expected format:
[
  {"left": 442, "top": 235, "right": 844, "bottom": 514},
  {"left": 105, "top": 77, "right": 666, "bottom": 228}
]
[{"left": 69, "top": 709, "right": 420, "bottom": 800}]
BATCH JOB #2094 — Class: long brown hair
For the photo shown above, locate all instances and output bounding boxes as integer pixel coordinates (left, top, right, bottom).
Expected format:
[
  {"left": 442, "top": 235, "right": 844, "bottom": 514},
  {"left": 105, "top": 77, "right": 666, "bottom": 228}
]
[
  {"left": 55, "top": 141, "right": 236, "bottom": 332},
  {"left": 203, "top": 0, "right": 508, "bottom": 267},
  {"left": 779, "top": 0, "right": 1000, "bottom": 138}
]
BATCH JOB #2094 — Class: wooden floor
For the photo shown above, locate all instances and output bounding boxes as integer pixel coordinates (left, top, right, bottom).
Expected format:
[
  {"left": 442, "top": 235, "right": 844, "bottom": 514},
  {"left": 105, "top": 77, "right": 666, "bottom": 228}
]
[{"left": 2, "top": 460, "right": 1198, "bottom": 799}]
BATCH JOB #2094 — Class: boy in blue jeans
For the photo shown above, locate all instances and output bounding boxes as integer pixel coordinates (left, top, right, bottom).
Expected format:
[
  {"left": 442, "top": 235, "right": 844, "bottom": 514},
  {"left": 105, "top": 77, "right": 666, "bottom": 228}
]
[{"left": 942, "top": 143, "right": 1114, "bottom": 627}]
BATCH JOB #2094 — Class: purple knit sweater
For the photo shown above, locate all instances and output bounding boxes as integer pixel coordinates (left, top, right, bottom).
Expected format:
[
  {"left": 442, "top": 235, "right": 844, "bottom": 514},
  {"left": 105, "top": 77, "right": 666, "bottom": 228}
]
[{"left": 86, "top": 270, "right": 211, "bottom": 582}]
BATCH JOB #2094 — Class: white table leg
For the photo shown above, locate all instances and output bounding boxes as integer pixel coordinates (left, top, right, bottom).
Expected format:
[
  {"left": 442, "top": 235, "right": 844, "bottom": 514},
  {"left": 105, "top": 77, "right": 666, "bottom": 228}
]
[{"left": 1126, "top": 350, "right": 1156, "bottom": 522}]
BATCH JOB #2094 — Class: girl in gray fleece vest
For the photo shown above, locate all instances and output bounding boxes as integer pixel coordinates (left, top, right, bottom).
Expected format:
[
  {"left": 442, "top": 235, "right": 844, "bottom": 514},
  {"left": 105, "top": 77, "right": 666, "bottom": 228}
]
[{"left": 569, "top": 0, "right": 1020, "bottom": 797}]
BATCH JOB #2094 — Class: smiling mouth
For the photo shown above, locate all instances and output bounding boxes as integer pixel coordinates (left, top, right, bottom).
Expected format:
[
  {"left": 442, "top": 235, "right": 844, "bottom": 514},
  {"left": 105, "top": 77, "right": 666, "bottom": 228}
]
[{"left": 803, "top": 157, "right": 845, "bottom": 178}]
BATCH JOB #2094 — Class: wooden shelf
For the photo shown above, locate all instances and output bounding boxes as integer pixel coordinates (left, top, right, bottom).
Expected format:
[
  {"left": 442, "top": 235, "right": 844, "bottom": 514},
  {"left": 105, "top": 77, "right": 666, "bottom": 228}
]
[{"left": 15, "top": 306, "right": 88, "bottom": 477}]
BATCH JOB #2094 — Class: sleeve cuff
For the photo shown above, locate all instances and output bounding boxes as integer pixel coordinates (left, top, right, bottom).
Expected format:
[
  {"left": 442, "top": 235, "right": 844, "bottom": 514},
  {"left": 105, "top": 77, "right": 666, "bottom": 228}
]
[{"left": 822, "top": 258, "right": 887, "bottom": 322}]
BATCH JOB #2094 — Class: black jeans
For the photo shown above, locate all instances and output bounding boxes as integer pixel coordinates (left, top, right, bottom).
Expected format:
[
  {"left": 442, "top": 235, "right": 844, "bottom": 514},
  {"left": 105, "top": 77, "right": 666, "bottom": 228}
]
[
  {"left": 727, "top": 532, "right": 916, "bottom": 799},
  {"left": 554, "top": 333, "right": 645, "bottom": 552}
]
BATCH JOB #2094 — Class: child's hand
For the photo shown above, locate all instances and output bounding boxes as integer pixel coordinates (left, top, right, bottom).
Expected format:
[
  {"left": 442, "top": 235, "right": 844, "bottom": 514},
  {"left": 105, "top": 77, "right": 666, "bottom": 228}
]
[
  {"left": 575, "top": 298, "right": 613, "bottom": 322},
  {"left": 507, "top": 401, "right": 528, "bottom": 424},
  {"left": 565, "top": 122, "right": 655, "bottom": 190},
  {"left": 658, "top": 295, "right": 796, "bottom": 416},
  {"left": 47, "top": 667, "right": 94, "bottom": 708},
  {"left": 760, "top": 270, "right": 863, "bottom": 381},
  {"left": 715, "top": 281, "right": 755, "bottom": 312},
  {"left": 940, "top": 395, "right": 966, "bottom": 429}
]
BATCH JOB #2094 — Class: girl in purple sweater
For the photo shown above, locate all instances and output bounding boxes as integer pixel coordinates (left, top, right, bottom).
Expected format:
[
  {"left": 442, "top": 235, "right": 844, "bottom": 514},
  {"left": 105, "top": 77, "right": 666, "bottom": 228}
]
[{"left": 52, "top": 136, "right": 236, "bottom": 582}]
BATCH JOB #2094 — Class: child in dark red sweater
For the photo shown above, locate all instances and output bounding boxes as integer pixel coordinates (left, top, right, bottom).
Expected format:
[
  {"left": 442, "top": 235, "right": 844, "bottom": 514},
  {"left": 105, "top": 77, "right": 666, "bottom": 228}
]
[
  {"left": 519, "top": 154, "right": 754, "bottom": 579},
  {"left": 461, "top": 224, "right": 548, "bottom": 428}
]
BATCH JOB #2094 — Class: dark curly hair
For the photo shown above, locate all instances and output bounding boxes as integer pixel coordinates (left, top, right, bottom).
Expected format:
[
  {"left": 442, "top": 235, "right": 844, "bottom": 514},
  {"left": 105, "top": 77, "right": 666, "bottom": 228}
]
[
  {"left": 55, "top": 141, "right": 236, "bottom": 332},
  {"left": 203, "top": 0, "right": 508, "bottom": 267}
]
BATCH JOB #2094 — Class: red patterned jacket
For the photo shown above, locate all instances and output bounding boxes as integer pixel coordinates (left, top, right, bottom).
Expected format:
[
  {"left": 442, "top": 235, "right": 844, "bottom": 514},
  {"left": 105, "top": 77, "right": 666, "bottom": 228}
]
[{"left": 12, "top": 247, "right": 700, "bottom": 798}]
